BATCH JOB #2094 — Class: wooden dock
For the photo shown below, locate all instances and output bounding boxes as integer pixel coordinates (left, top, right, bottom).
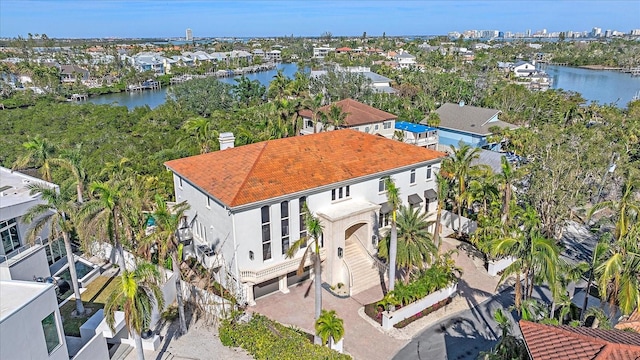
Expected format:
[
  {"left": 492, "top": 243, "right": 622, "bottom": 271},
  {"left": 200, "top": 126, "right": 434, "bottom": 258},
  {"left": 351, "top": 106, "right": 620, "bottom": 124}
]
[{"left": 126, "top": 80, "right": 161, "bottom": 92}]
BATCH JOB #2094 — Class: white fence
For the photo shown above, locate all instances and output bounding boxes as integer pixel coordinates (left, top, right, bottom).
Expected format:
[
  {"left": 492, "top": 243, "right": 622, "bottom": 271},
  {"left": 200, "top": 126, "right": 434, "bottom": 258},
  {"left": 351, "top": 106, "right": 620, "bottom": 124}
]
[
  {"left": 382, "top": 283, "right": 458, "bottom": 330},
  {"left": 487, "top": 257, "right": 517, "bottom": 277},
  {"left": 441, "top": 210, "right": 477, "bottom": 234}
]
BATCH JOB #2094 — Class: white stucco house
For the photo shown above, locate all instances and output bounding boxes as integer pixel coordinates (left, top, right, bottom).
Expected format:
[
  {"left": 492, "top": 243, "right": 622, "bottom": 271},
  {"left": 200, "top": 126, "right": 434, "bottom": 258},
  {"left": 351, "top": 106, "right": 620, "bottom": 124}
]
[
  {"left": 395, "top": 52, "right": 417, "bottom": 69},
  {"left": 164, "top": 130, "right": 446, "bottom": 304},
  {"left": 512, "top": 61, "right": 537, "bottom": 77},
  {"left": 299, "top": 98, "right": 398, "bottom": 138}
]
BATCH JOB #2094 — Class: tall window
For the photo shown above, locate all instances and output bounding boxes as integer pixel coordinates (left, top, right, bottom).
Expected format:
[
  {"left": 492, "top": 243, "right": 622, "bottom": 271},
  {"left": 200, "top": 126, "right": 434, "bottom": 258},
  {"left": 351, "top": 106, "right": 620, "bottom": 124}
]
[
  {"left": 410, "top": 169, "right": 416, "bottom": 184},
  {"left": 299, "top": 197, "right": 307, "bottom": 248},
  {"left": 261, "top": 206, "right": 271, "bottom": 260},
  {"left": 378, "top": 177, "right": 388, "bottom": 192},
  {"left": 281, "top": 201, "right": 289, "bottom": 255},
  {"left": 41, "top": 312, "right": 61, "bottom": 354},
  {"left": 1, "top": 218, "right": 20, "bottom": 255},
  {"left": 379, "top": 212, "right": 390, "bottom": 227},
  {"left": 45, "top": 238, "right": 65, "bottom": 265},
  {"left": 426, "top": 165, "right": 433, "bottom": 180}
]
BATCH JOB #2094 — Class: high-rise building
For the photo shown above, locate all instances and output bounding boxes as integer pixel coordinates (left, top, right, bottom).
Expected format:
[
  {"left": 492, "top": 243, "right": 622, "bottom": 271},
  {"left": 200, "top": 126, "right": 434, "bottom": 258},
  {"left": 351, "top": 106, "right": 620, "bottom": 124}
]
[
  {"left": 631, "top": 29, "right": 640, "bottom": 36},
  {"left": 591, "top": 27, "right": 602, "bottom": 37},
  {"left": 186, "top": 28, "right": 193, "bottom": 41}
]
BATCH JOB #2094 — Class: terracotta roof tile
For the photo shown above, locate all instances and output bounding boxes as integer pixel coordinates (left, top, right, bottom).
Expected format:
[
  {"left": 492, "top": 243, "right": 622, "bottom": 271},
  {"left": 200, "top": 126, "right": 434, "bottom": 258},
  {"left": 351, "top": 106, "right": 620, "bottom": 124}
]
[
  {"left": 615, "top": 309, "right": 640, "bottom": 333},
  {"left": 299, "top": 98, "right": 397, "bottom": 127},
  {"left": 165, "top": 129, "right": 446, "bottom": 208},
  {"left": 520, "top": 320, "right": 640, "bottom": 360}
]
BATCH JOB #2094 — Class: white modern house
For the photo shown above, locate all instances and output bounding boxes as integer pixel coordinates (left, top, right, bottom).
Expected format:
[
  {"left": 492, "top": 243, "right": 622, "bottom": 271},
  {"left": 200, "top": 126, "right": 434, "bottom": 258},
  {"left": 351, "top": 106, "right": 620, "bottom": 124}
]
[
  {"left": 0, "top": 281, "right": 69, "bottom": 360},
  {"left": 165, "top": 130, "right": 446, "bottom": 304},
  {"left": 512, "top": 61, "right": 537, "bottom": 77},
  {"left": 0, "top": 167, "right": 61, "bottom": 280},
  {"left": 299, "top": 98, "right": 398, "bottom": 137},
  {"left": 394, "top": 121, "right": 439, "bottom": 149},
  {"left": 395, "top": 52, "right": 417, "bottom": 69}
]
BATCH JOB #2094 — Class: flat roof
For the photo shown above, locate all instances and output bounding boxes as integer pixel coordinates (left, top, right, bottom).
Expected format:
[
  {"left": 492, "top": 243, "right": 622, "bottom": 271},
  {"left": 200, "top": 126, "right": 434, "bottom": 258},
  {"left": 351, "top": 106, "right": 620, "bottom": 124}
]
[
  {"left": 395, "top": 121, "right": 436, "bottom": 133},
  {"left": 0, "top": 167, "right": 58, "bottom": 210},
  {"left": 0, "top": 280, "right": 53, "bottom": 322}
]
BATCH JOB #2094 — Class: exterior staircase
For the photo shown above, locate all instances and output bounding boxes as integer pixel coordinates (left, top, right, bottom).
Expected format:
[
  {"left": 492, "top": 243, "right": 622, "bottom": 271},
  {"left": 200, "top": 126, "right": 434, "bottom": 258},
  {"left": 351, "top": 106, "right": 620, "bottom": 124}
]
[{"left": 344, "top": 241, "right": 387, "bottom": 296}]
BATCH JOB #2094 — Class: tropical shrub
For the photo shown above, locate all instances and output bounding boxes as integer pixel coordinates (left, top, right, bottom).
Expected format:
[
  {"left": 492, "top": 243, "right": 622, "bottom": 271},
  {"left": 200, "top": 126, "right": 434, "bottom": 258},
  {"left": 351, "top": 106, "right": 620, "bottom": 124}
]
[{"left": 219, "top": 314, "right": 349, "bottom": 360}]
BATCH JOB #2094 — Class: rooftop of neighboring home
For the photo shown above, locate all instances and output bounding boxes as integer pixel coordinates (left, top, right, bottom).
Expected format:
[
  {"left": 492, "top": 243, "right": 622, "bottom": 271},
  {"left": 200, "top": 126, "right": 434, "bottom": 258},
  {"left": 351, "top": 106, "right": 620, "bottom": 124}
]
[
  {"left": 520, "top": 320, "right": 640, "bottom": 360},
  {"left": 0, "top": 280, "right": 53, "bottom": 322},
  {"left": 299, "top": 98, "right": 397, "bottom": 127},
  {"left": 395, "top": 121, "right": 437, "bottom": 133},
  {"left": 433, "top": 102, "right": 518, "bottom": 136},
  {"left": 0, "top": 167, "right": 57, "bottom": 210},
  {"left": 615, "top": 309, "right": 640, "bottom": 333},
  {"left": 164, "top": 129, "right": 446, "bottom": 209},
  {"left": 59, "top": 64, "right": 88, "bottom": 75}
]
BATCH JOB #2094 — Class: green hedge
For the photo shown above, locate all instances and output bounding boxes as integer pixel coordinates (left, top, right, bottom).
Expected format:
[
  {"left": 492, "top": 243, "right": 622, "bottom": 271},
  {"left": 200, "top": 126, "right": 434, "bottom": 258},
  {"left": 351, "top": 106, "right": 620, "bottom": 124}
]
[{"left": 219, "top": 314, "right": 350, "bottom": 360}]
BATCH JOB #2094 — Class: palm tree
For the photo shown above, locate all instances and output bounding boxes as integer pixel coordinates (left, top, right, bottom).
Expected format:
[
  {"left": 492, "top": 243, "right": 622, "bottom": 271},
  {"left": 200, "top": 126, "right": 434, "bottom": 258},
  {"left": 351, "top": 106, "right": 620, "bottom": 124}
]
[
  {"left": 105, "top": 262, "right": 164, "bottom": 360},
  {"left": 433, "top": 173, "right": 450, "bottom": 250},
  {"left": 78, "top": 180, "right": 128, "bottom": 269},
  {"left": 302, "top": 94, "right": 324, "bottom": 134},
  {"left": 147, "top": 196, "right": 190, "bottom": 335},
  {"left": 495, "top": 156, "right": 524, "bottom": 224},
  {"left": 12, "top": 135, "right": 57, "bottom": 182},
  {"left": 23, "top": 183, "right": 85, "bottom": 315},
  {"left": 581, "top": 238, "right": 610, "bottom": 320},
  {"left": 442, "top": 143, "right": 482, "bottom": 237},
  {"left": 181, "top": 116, "right": 217, "bottom": 154},
  {"left": 315, "top": 309, "right": 344, "bottom": 349},
  {"left": 378, "top": 206, "right": 437, "bottom": 283},
  {"left": 588, "top": 176, "right": 639, "bottom": 242},
  {"left": 323, "top": 104, "right": 348, "bottom": 131},
  {"left": 384, "top": 176, "right": 401, "bottom": 292},
  {"left": 285, "top": 204, "right": 324, "bottom": 345},
  {"left": 55, "top": 144, "right": 87, "bottom": 204},
  {"left": 268, "top": 69, "right": 290, "bottom": 100}
]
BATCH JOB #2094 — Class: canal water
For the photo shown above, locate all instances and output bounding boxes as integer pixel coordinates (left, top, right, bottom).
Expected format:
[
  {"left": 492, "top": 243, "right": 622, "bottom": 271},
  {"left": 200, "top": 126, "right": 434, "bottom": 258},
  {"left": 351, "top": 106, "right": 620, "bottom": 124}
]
[
  {"left": 86, "top": 62, "right": 301, "bottom": 109},
  {"left": 86, "top": 63, "right": 640, "bottom": 110},
  {"left": 546, "top": 65, "right": 640, "bottom": 107}
]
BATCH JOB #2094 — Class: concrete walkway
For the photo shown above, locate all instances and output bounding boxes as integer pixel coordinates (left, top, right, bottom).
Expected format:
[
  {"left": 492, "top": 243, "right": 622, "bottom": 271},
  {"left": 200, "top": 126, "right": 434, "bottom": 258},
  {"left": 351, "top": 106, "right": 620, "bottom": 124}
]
[{"left": 252, "top": 232, "right": 502, "bottom": 360}]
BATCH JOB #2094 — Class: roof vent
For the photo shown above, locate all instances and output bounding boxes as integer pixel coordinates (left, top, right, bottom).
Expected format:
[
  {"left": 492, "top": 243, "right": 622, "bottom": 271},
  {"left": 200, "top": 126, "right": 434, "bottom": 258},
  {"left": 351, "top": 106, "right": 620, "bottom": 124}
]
[{"left": 459, "top": 101, "right": 465, "bottom": 107}]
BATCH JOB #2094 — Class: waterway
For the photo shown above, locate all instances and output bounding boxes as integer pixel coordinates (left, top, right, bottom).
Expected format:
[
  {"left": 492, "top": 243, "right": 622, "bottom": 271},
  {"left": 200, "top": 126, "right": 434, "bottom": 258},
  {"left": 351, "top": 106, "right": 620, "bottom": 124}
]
[
  {"left": 86, "top": 62, "right": 301, "bottom": 109},
  {"left": 546, "top": 65, "right": 640, "bottom": 107}
]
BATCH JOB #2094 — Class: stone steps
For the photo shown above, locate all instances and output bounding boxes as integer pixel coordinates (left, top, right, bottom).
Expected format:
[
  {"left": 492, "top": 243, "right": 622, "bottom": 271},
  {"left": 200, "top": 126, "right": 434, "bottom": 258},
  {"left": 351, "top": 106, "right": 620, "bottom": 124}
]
[{"left": 344, "top": 242, "right": 386, "bottom": 295}]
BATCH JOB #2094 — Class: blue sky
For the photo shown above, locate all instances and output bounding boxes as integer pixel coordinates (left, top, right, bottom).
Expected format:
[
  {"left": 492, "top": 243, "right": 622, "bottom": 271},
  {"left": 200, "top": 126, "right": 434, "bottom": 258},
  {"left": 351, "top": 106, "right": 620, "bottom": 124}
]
[{"left": 1, "top": 0, "right": 638, "bottom": 38}]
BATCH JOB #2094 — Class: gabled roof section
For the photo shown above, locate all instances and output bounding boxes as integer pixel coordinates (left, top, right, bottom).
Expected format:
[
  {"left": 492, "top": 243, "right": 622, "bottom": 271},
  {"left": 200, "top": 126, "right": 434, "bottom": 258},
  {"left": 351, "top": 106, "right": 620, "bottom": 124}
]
[
  {"left": 433, "top": 102, "right": 517, "bottom": 136},
  {"left": 165, "top": 130, "right": 446, "bottom": 208},
  {"left": 616, "top": 309, "right": 640, "bottom": 332},
  {"left": 299, "top": 99, "right": 397, "bottom": 127},
  {"left": 520, "top": 320, "right": 640, "bottom": 360}
]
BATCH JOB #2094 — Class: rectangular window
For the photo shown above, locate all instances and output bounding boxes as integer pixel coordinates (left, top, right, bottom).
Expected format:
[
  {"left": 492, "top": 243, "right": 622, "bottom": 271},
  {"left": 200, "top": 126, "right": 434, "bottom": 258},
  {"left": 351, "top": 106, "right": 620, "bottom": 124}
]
[
  {"left": 299, "top": 197, "right": 307, "bottom": 247},
  {"left": 281, "top": 201, "right": 289, "bottom": 255},
  {"left": 179, "top": 177, "right": 183, "bottom": 188},
  {"left": 426, "top": 165, "right": 432, "bottom": 180},
  {"left": 261, "top": 206, "right": 271, "bottom": 260},
  {"left": 379, "top": 212, "right": 390, "bottom": 227},
  {"left": 379, "top": 177, "right": 387, "bottom": 192},
  {"left": 1, "top": 218, "right": 21, "bottom": 255},
  {"left": 384, "top": 121, "right": 392, "bottom": 129},
  {"left": 331, "top": 186, "right": 350, "bottom": 201},
  {"left": 375, "top": 124, "right": 379, "bottom": 130},
  {"left": 410, "top": 169, "right": 416, "bottom": 184},
  {"left": 207, "top": 197, "right": 211, "bottom": 208},
  {"left": 41, "top": 312, "right": 61, "bottom": 355}
]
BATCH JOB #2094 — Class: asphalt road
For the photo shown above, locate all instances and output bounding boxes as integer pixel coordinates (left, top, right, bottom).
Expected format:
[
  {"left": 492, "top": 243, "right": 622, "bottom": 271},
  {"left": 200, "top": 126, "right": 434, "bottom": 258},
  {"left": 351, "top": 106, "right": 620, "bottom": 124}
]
[{"left": 393, "top": 286, "right": 552, "bottom": 360}]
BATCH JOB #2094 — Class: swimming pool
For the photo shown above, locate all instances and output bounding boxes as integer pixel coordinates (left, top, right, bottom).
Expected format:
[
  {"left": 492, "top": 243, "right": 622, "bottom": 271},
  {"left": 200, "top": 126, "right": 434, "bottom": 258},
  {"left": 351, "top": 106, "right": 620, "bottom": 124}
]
[{"left": 53, "top": 257, "right": 100, "bottom": 288}]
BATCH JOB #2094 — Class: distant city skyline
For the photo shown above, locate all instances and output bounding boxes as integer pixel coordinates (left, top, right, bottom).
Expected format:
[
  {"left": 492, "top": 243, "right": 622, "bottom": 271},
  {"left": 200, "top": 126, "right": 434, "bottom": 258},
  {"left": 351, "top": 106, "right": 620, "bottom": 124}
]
[{"left": 1, "top": 0, "right": 638, "bottom": 39}]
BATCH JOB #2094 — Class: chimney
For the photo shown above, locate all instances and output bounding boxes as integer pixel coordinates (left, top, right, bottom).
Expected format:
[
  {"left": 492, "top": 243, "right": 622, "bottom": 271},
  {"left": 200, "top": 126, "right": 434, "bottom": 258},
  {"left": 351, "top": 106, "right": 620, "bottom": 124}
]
[
  {"left": 459, "top": 101, "right": 465, "bottom": 107},
  {"left": 219, "top": 132, "right": 235, "bottom": 150}
]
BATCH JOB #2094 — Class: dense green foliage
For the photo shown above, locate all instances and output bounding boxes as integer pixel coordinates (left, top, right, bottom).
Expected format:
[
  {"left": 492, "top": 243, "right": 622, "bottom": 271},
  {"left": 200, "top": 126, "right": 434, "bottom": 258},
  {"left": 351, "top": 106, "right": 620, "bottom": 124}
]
[{"left": 219, "top": 314, "right": 349, "bottom": 360}]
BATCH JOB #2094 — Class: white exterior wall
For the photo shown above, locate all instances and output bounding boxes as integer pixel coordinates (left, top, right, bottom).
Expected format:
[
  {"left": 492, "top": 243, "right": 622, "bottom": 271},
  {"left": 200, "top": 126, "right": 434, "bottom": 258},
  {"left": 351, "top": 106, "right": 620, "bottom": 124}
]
[
  {"left": 0, "top": 282, "right": 69, "bottom": 360},
  {"left": 0, "top": 245, "right": 51, "bottom": 280},
  {"left": 301, "top": 118, "right": 396, "bottom": 139},
  {"left": 174, "top": 161, "right": 441, "bottom": 288}
]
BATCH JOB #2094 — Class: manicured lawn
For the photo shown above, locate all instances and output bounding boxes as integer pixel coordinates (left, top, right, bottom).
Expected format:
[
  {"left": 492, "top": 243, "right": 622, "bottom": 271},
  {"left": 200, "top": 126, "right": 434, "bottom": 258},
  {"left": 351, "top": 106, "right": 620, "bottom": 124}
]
[{"left": 59, "top": 275, "right": 120, "bottom": 337}]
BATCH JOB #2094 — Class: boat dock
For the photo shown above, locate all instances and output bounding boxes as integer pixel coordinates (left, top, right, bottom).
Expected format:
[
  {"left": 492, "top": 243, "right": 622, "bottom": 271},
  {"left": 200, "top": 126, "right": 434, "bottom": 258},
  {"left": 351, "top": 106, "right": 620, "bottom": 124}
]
[
  {"left": 127, "top": 80, "right": 161, "bottom": 91},
  {"left": 169, "top": 63, "right": 277, "bottom": 84}
]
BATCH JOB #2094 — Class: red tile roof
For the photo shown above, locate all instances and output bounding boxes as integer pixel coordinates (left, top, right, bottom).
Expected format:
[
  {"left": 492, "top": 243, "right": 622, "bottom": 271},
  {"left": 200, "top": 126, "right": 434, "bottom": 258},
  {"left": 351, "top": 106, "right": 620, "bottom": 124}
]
[
  {"left": 299, "top": 98, "right": 397, "bottom": 127},
  {"left": 616, "top": 309, "right": 640, "bottom": 332},
  {"left": 520, "top": 320, "right": 640, "bottom": 360},
  {"left": 336, "top": 47, "right": 352, "bottom": 52},
  {"left": 165, "top": 129, "right": 445, "bottom": 208}
]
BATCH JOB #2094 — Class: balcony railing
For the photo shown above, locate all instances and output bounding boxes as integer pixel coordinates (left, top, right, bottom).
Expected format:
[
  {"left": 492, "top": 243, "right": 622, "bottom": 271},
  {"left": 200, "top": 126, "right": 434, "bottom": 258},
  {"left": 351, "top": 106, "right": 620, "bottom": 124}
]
[
  {"left": 0, "top": 237, "right": 43, "bottom": 266},
  {"left": 240, "top": 248, "right": 326, "bottom": 284}
]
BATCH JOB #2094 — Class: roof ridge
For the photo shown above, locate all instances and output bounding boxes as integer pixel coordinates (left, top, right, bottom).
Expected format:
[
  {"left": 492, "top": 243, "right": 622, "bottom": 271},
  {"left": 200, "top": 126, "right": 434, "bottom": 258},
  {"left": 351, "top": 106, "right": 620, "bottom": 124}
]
[{"left": 228, "top": 141, "right": 268, "bottom": 206}]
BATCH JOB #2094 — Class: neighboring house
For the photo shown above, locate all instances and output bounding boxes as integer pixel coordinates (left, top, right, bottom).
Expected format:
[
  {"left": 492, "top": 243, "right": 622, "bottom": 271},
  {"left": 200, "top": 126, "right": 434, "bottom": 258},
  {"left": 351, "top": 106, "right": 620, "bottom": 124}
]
[
  {"left": 615, "top": 308, "right": 640, "bottom": 332},
  {"left": 265, "top": 50, "right": 281, "bottom": 62},
  {"left": 394, "top": 121, "right": 439, "bottom": 149},
  {"left": 313, "top": 47, "right": 334, "bottom": 58},
  {"left": 519, "top": 320, "right": 640, "bottom": 359},
  {"left": 395, "top": 52, "right": 416, "bottom": 69},
  {"left": 310, "top": 66, "right": 396, "bottom": 94},
  {"left": 252, "top": 49, "right": 265, "bottom": 58},
  {"left": 1, "top": 281, "right": 70, "bottom": 360},
  {"left": 59, "top": 65, "right": 89, "bottom": 83},
  {"left": 299, "top": 98, "right": 397, "bottom": 137},
  {"left": 335, "top": 47, "right": 352, "bottom": 54},
  {"left": 164, "top": 130, "right": 446, "bottom": 304},
  {"left": 0, "top": 167, "right": 63, "bottom": 276},
  {"left": 431, "top": 102, "right": 518, "bottom": 148},
  {"left": 512, "top": 61, "right": 537, "bottom": 77}
]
